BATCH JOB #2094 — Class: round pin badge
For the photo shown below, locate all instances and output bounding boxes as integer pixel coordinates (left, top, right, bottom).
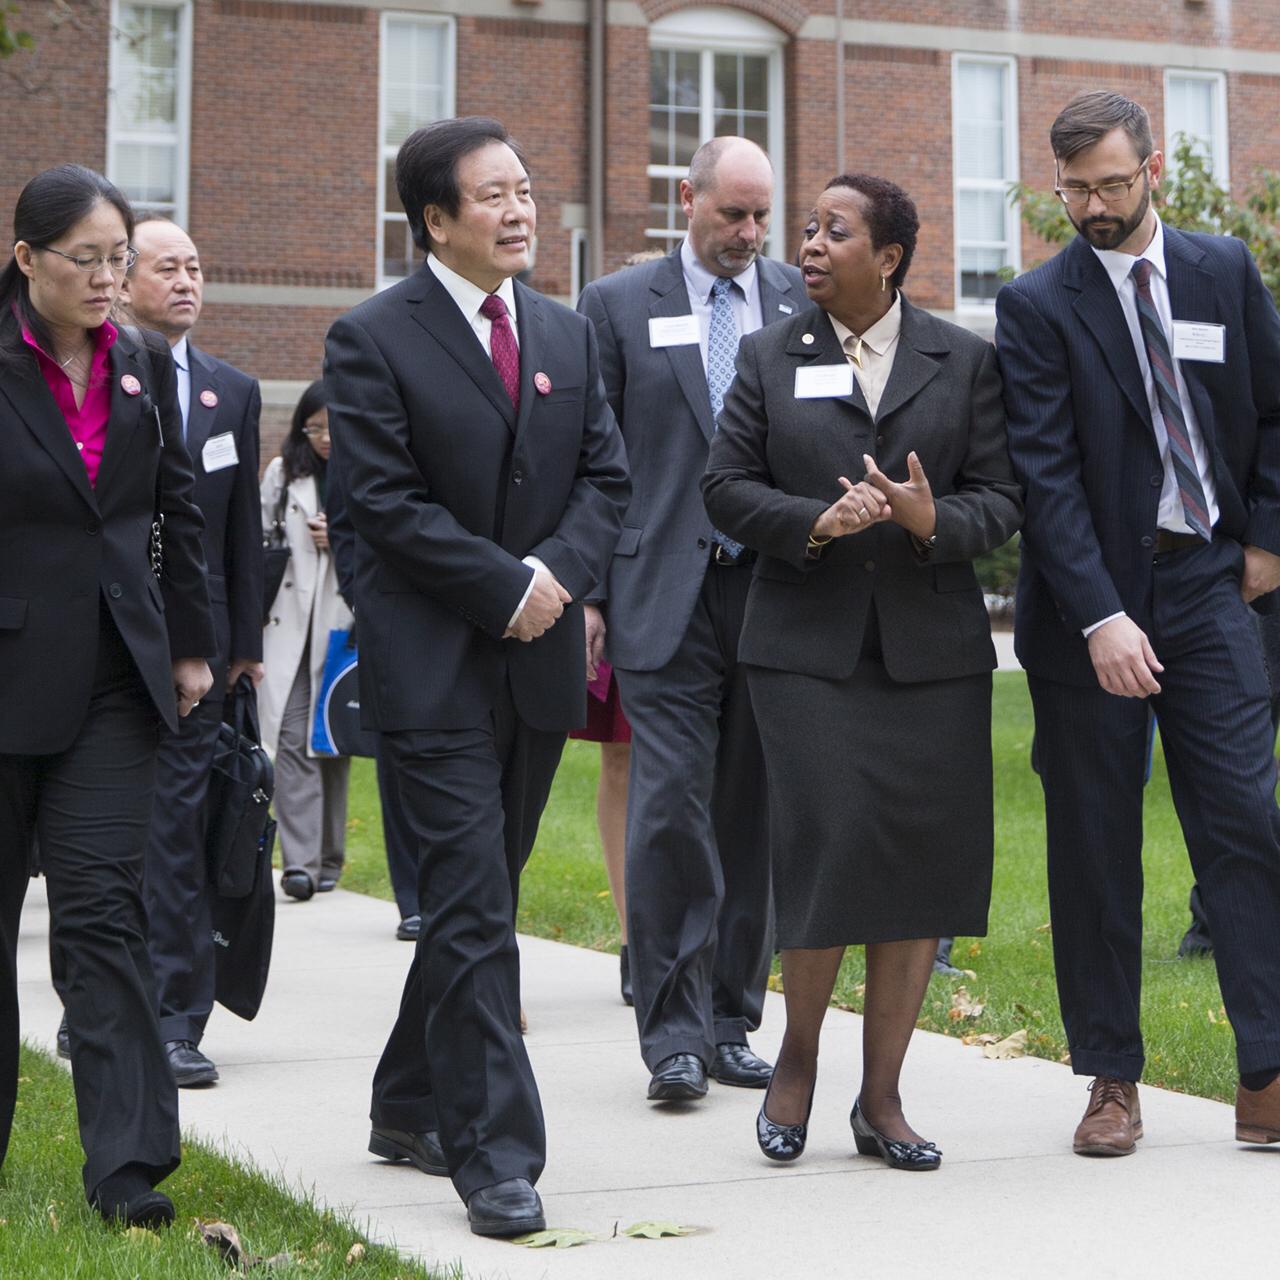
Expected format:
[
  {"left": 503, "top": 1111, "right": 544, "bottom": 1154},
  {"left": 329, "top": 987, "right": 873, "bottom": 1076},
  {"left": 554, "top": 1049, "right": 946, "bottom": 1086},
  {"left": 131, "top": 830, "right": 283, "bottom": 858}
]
[
  {"left": 534, "top": 372, "right": 552, "bottom": 396},
  {"left": 121, "top": 374, "right": 142, "bottom": 396},
  {"left": 801, "top": 333, "right": 815, "bottom": 345},
  {"left": 200, "top": 389, "right": 219, "bottom": 408}
]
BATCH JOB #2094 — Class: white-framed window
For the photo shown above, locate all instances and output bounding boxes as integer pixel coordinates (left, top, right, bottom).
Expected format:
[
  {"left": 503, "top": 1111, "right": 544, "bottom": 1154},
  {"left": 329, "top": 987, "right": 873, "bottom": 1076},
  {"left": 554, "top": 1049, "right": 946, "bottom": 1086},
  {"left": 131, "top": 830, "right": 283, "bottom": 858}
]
[
  {"left": 647, "top": 7, "right": 786, "bottom": 260},
  {"left": 952, "top": 54, "right": 1020, "bottom": 309},
  {"left": 1164, "top": 69, "right": 1229, "bottom": 186},
  {"left": 569, "top": 227, "right": 588, "bottom": 302},
  {"left": 378, "top": 13, "right": 456, "bottom": 285},
  {"left": 107, "top": 0, "right": 192, "bottom": 224}
]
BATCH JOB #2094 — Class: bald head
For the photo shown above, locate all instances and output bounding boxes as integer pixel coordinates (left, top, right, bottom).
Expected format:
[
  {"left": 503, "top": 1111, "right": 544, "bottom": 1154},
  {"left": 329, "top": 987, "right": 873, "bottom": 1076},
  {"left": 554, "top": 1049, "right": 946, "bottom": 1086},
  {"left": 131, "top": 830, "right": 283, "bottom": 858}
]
[
  {"left": 681, "top": 137, "right": 774, "bottom": 277},
  {"left": 122, "top": 217, "right": 203, "bottom": 343}
]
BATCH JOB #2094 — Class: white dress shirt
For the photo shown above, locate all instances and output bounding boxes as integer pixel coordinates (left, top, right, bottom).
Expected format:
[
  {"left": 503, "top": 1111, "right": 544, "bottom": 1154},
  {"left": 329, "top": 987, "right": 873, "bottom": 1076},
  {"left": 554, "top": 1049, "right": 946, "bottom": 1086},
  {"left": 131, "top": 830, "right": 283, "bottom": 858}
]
[
  {"left": 829, "top": 293, "right": 903, "bottom": 419},
  {"left": 1083, "top": 217, "right": 1220, "bottom": 636},
  {"left": 171, "top": 335, "right": 191, "bottom": 437},
  {"left": 679, "top": 238, "right": 763, "bottom": 371},
  {"left": 425, "top": 253, "right": 541, "bottom": 628}
]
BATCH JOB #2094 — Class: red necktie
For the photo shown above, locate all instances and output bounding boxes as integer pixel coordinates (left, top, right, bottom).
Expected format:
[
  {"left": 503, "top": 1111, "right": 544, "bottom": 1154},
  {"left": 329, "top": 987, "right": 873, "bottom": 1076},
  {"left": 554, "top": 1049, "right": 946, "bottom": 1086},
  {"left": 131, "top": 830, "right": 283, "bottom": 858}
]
[{"left": 480, "top": 293, "right": 520, "bottom": 413}]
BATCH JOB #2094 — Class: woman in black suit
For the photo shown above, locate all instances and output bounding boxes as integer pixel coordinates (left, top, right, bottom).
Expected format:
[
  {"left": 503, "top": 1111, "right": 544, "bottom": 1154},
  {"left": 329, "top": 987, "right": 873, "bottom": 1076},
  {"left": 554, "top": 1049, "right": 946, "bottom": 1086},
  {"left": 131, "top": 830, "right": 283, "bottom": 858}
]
[
  {"left": 0, "top": 166, "right": 214, "bottom": 1225},
  {"left": 703, "top": 175, "right": 1022, "bottom": 1169}
]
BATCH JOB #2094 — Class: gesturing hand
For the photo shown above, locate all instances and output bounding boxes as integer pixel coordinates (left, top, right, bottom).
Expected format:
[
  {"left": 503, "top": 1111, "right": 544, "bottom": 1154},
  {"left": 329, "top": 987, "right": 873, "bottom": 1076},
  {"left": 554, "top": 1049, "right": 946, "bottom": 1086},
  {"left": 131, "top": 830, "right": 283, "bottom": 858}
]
[
  {"left": 862, "top": 452, "right": 936, "bottom": 541},
  {"left": 809, "top": 475, "right": 892, "bottom": 541},
  {"left": 507, "top": 565, "right": 571, "bottom": 642},
  {"left": 1086, "top": 615, "right": 1163, "bottom": 698}
]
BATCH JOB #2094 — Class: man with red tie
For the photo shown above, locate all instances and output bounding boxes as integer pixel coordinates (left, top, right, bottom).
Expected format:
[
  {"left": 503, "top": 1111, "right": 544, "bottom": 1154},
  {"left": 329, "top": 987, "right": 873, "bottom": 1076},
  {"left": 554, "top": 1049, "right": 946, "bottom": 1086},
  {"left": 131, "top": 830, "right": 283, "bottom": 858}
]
[{"left": 323, "top": 117, "right": 629, "bottom": 1236}]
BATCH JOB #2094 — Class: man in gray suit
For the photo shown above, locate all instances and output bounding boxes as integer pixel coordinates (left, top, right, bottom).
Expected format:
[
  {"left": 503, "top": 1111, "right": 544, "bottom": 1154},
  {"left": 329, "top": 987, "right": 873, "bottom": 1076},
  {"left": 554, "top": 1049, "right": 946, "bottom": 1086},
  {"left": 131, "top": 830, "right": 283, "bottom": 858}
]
[{"left": 578, "top": 137, "right": 809, "bottom": 1101}]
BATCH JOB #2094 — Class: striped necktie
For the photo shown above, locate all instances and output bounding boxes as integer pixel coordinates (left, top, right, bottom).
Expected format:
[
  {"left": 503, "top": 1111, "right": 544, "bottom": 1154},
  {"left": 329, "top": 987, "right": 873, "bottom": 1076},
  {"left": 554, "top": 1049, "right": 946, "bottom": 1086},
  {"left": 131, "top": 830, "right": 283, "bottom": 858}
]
[
  {"left": 1130, "top": 258, "right": 1211, "bottom": 540},
  {"left": 706, "top": 276, "right": 744, "bottom": 559}
]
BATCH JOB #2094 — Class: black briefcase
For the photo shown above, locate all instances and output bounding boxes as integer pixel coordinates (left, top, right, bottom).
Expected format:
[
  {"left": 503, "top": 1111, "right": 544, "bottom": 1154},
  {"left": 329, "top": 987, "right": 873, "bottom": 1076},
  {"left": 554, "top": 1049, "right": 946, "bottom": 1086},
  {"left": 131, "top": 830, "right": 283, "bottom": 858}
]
[
  {"left": 211, "top": 818, "right": 276, "bottom": 1021},
  {"left": 207, "top": 677, "right": 274, "bottom": 898}
]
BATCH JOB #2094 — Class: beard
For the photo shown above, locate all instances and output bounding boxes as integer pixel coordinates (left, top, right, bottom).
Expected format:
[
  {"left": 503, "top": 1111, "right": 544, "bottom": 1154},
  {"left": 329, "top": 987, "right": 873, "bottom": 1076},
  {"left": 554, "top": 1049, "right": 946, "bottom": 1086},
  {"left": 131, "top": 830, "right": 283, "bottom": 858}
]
[
  {"left": 713, "top": 242, "right": 759, "bottom": 272},
  {"left": 1072, "top": 181, "right": 1151, "bottom": 251}
]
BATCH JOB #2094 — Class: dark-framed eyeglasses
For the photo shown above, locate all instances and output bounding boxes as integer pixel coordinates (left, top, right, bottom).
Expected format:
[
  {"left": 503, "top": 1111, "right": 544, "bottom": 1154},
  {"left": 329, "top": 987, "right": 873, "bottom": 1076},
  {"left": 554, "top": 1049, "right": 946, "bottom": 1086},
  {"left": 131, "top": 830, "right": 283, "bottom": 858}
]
[
  {"left": 1055, "top": 158, "right": 1150, "bottom": 208},
  {"left": 40, "top": 246, "right": 139, "bottom": 273}
]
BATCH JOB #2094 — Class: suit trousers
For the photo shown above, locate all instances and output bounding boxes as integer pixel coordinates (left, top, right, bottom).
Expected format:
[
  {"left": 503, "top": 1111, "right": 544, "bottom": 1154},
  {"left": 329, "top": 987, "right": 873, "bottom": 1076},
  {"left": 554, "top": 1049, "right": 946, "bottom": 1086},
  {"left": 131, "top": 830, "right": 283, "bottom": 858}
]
[
  {"left": 615, "top": 561, "right": 773, "bottom": 1072},
  {"left": 375, "top": 738, "right": 421, "bottom": 921},
  {"left": 369, "top": 682, "right": 564, "bottom": 1202},
  {"left": 1030, "top": 535, "right": 1280, "bottom": 1080},
  {"left": 144, "top": 698, "right": 222, "bottom": 1044},
  {"left": 275, "top": 652, "right": 350, "bottom": 884},
  {"left": 0, "top": 607, "right": 179, "bottom": 1197}
]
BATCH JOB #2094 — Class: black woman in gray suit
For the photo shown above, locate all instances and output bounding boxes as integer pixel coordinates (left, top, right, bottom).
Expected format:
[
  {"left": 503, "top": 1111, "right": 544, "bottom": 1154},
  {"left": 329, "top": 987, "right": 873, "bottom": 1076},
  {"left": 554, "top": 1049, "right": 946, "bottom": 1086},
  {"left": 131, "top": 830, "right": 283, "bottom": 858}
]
[{"left": 703, "top": 175, "right": 1022, "bottom": 1169}]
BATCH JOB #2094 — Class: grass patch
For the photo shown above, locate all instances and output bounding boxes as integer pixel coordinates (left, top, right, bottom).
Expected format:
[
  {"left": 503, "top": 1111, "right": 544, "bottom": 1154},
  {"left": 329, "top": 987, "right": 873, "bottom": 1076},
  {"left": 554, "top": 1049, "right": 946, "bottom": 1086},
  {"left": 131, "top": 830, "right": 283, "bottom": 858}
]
[
  {"left": 0, "top": 1046, "right": 443, "bottom": 1279},
  {"left": 342, "top": 671, "right": 1249, "bottom": 1104}
]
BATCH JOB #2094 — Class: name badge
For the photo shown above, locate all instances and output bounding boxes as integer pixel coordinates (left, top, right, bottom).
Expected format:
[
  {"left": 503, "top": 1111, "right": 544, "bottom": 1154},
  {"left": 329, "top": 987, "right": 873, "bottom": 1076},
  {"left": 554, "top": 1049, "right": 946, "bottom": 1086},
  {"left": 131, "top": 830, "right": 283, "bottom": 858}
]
[
  {"left": 202, "top": 432, "right": 239, "bottom": 472},
  {"left": 648, "top": 315, "right": 701, "bottom": 348},
  {"left": 1171, "top": 320, "right": 1225, "bottom": 363},
  {"left": 795, "top": 364, "right": 855, "bottom": 399}
]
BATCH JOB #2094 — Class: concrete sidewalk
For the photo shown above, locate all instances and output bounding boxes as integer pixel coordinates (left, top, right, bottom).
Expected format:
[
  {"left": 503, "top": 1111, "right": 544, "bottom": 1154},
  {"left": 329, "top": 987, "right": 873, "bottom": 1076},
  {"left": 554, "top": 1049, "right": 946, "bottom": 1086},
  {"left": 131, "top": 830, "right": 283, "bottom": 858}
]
[{"left": 16, "top": 875, "right": 1275, "bottom": 1280}]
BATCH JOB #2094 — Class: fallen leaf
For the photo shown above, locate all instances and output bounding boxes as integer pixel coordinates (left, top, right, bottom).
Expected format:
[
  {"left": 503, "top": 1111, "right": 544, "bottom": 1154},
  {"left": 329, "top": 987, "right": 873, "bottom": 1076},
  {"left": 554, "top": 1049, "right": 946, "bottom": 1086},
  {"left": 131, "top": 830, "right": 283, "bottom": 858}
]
[
  {"left": 622, "top": 1221, "right": 697, "bottom": 1239},
  {"left": 124, "top": 1226, "right": 160, "bottom": 1246},
  {"left": 963, "top": 1032, "right": 1000, "bottom": 1046},
  {"left": 767, "top": 974, "right": 784, "bottom": 993},
  {"left": 48, "top": 1208, "right": 58, "bottom": 1233},
  {"left": 595, "top": 890, "right": 611, "bottom": 899},
  {"left": 345, "top": 1242, "right": 366, "bottom": 1265},
  {"left": 965, "top": 942, "right": 982, "bottom": 959},
  {"left": 982, "top": 1028, "right": 1028, "bottom": 1060},
  {"left": 852, "top": 983, "right": 866, "bottom": 998},
  {"left": 512, "top": 1228, "right": 595, "bottom": 1249},
  {"left": 197, "top": 1220, "right": 246, "bottom": 1267},
  {"left": 948, "top": 987, "right": 985, "bottom": 1021},
  {"left": 1013, "top": 1003, "right": 1042, "bottom": 1022},
  {"left": 1035, "top": 921, "right": 1053, "bottom": 933}
]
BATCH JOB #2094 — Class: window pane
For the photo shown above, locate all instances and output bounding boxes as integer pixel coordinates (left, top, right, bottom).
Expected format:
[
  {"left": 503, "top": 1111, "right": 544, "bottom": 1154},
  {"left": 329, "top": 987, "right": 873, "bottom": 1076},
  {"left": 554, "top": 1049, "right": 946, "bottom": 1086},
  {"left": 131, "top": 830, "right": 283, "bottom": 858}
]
[
  {"left": 955, "top": 62, "right": 1006, "bottom": 180},
  {"left": 714, "top": 53, "right": 740, "bottom": 114},
  {"left": 742, "top": 56, "right": 767, "bottom": 113},
  {"left": 1167, "top": 75, "right": 1217, "bottom": 165},
  {"left": 957, "top": 189, "right": 1007, "bottom": 243},
  {"left": 382, "top": 217, "right": 421, "bottom": 281},
  {"left": 384, "top": 156, "right": 403, "bottom": 215},
  {"left": 114, "top": 141, "right": 176, "bottom": 204},
  {"left": 115, "top": 6, "right": 179, "bottom": 131},
  {"left": 383, "top": 21, "right": 449, "bottom": 148},
  {"left": 960, "top": 247, "right": 1007, "bottom": 303},
  {"left": 650, "top": 48, "right": 671, "bottom": 106},
  {"left": 649, "top": 176, "right": 682, "bottom": 235},
  {"left": 673, "top": 50, "right": 699, "bottom": 108},
  {"left": 742, "top": 113, "right": 768, "bottom": 151}
]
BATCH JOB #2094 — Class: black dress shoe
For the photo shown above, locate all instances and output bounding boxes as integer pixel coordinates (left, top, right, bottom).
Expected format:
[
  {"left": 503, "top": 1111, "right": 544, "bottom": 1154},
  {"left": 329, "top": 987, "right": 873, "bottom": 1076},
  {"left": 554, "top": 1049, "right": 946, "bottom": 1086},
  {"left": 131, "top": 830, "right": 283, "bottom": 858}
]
[
  {"left": 368, "top": 1125, "right": 448, "bottom": 1176},
  {"left": 647, "top": 1052, "right": 708, "bottom": 1101},
  {"left": 91, "top": 1165, "right": 175, "bottom": 1229},
  {"left": 281, "top": 870, "right": 315, "bottom": 901},
  {"left": 709, "top": 1041, "right": 773, "bottom": 1088},
  {"left": 396, "top": 913, "right": 422, "bottom": 941},
  {"left": 466, "top": 1177, "right": 545, "bottom": 1237},
  {"left": 56, "top": 1013, "right": 70, "bottom": 1060},
  {"left": 850, "top": 1100, "right": 941, "bottom": 1170},
  {"left": 1178, "top": 921, "right": 1214, "bottom": 958},
  {"left": 317, "top": 876, "right": 339, "bottom": 893},
  {"left": 619, "top": 945, "right": 634, "bottom": 1007},
  {"left": 756, "top": 1080, "right": 814, "bottom": 1162},
  {"left": 165, "top": 1040, "right": 219, "bottom": 1088}
]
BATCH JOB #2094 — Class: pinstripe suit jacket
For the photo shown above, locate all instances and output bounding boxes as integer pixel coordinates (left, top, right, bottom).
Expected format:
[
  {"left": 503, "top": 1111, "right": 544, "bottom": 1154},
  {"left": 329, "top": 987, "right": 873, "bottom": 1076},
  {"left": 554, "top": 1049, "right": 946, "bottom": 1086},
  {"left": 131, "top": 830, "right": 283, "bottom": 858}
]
[{"left": 995, "top": 226, "right": 1280, "bottom": 687}]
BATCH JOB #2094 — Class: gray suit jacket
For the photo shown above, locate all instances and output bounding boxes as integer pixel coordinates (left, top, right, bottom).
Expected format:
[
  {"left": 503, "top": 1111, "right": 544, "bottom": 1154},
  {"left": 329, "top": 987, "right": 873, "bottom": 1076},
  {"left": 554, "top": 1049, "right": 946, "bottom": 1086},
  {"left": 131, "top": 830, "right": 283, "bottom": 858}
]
[
  {"left": 578, "top": 246, "right": 809, "bottom": 671},
  {"left": 702, "top": 298, "right": 1023, "bottom": 683}
]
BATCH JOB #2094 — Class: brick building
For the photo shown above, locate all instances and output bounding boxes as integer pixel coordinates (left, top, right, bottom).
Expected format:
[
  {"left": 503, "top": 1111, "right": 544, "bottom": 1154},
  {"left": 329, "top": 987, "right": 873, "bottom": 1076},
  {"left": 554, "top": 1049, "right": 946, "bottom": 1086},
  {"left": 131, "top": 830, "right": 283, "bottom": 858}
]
[{"left": 2, "top": 0, "right": 1277, "bottom": 451}]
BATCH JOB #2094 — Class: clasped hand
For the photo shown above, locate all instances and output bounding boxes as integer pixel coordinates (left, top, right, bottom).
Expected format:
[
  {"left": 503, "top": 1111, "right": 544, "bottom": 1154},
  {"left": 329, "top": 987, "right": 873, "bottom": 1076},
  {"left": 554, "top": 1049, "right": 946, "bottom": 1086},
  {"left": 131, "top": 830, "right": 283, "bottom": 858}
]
[
  {"left": 506, "top": 564, "right": 571, "bottom": 642},
  {"left": 173, "top": 658, "right": 213, "bottom": 717},
  {"left": 808, "top": 451, "right": 936, "bottom": 542}
]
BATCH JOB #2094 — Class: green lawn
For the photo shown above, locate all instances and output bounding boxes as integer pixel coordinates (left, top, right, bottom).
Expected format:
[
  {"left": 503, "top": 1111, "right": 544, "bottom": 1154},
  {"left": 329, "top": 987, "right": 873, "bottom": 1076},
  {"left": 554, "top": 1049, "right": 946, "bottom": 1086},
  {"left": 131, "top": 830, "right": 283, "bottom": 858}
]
[
  {"left": 345, "top": 671, "right": 1244, "bottom": 1103},
  {"left": 0, "top": 1047, "right": 441, "bottom": 1279}
]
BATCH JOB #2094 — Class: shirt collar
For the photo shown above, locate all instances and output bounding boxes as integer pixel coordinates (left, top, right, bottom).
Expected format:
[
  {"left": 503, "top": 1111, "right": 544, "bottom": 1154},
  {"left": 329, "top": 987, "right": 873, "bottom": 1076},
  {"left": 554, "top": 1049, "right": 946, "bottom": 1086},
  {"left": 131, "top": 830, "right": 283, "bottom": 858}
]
[
  {"left": 427, "top": 254, "right": 518, "bottom": 329},
  {"left": 1091, "top": 214, "right": 1167, "bottom": 294},
  {"left": 679, "top": 237, "right": 758, "bottom": 306},
  {"left": 171, "top": 335, "right": 190, "bottom": 371},
  {"left": 828, "top": 291, "right": 903, "bottom": 358},
  {"left": 20, "top": 315, "right": 118, "bottom": 364}
]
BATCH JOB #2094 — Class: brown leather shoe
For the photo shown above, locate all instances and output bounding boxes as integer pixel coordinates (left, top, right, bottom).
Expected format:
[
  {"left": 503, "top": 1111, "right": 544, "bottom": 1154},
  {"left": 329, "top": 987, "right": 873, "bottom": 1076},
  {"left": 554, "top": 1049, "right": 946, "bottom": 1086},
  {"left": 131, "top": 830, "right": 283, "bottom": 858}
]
[
  {"left": 1236, "top": 1075, "right": 1280, "bottom": 1143},
  {"left": 1072, "top": 1077, "right": 1142, "bottom": 1156}
]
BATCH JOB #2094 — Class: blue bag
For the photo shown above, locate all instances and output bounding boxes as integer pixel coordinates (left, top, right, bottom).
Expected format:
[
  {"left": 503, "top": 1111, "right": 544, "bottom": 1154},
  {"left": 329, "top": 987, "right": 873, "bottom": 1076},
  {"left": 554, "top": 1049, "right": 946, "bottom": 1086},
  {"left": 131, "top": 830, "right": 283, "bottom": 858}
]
[{"left": 310, "top": 627, "right": 377, "bottom": 758}]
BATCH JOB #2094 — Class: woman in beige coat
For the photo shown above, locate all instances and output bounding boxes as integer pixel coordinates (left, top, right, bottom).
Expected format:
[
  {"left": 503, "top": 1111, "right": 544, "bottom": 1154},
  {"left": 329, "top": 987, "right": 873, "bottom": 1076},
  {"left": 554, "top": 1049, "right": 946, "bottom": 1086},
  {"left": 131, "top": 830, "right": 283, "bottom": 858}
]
[{"left": 260, "top": 380, "right": 354, "bottom": 901}]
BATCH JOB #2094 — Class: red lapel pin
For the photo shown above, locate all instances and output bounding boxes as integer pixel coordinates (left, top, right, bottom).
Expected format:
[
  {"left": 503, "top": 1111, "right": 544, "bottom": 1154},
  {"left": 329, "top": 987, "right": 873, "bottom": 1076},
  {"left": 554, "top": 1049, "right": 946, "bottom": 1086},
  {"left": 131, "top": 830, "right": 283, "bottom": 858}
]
[
  {"left": 534, "top": 371, "right": 552, "bottom": 396},
  {"left": 121, "top": 374, "right": 142, "bottom": 396},
  {"left": 200, "top": 389, "right": 218, "bottom": 409}
]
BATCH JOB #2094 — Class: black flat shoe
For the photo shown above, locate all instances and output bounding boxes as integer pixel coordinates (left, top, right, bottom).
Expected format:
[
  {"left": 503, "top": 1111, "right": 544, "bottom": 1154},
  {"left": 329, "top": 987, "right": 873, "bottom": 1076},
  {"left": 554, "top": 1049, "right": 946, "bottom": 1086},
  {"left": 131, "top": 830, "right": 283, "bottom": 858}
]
[
  {"left": 91, "top": 1166, "right": 176, "bottom": 1229},
  {"left": 756, "top": 1080, "right": 814, "bottom": 1162},
  {"left": 619, "top": 945, "right": 634, "bottom": 1007},
  {"left": 850, "top": 1100, "right": 941, "bottom": 1171},
  {"left": 281, "top": 870, "right": 314, "bottom": 901},
  {"left": 466, "top": 1177, "right": 545, "bottom": 1237},
  {"left": 710, "top": 1041, "right": 773, "bottom": 1088},
  {"left": 647, "top": 1052, "right": 708, "bottom": 1101},
  {"left": 56, "top": 1013, "right": 70, "bottom": 1060},
  {"left": 396, "top": 914, "right": 422, "bottom": 941},
  {"left": 368, "top": 1125, "right": 448, "bottom": 1176},
  {"left": 317, "top": 876, "right": 339, "bottom": 893}
]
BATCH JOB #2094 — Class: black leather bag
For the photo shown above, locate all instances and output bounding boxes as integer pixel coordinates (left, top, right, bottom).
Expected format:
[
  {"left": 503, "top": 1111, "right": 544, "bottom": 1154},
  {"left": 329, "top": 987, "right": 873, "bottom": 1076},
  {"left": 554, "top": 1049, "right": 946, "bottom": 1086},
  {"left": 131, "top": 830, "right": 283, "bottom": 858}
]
[
  {"left": 262, "top": 486, "right": 290, "bottom": 623},
  {"left": 211, "top": 826, "right": 276, "bottom": 1021}
]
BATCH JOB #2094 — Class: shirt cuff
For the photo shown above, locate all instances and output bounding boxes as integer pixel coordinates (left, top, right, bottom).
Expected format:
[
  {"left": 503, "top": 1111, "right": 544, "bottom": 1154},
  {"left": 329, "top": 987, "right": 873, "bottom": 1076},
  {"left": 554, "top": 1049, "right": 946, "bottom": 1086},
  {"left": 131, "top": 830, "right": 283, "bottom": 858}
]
[
  {"left": 507, "top": 556, "right": 548, "bottom": 630},
  {"left": 1082, "top": 611, "right": 1126, "bottom": 638}
]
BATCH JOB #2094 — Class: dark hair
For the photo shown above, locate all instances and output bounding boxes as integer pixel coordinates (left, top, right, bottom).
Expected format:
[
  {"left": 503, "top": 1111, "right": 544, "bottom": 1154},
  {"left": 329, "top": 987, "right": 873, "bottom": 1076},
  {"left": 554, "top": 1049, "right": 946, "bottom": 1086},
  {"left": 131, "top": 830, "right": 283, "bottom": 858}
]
[
  {"left": 1050, "top": 91, "right": 1153, "bottom": 164},
  {"left": 823, "top": 173, "right": 919, "bottom": 288},
  {"left": 0, "top": 164, "right": 134, "bottom": 371},
  {"left": 395, "top": 116, "right": 526, "bottom": 255},
  {"left": 281, "top": 379, "right": 327, "bottom": 486}
]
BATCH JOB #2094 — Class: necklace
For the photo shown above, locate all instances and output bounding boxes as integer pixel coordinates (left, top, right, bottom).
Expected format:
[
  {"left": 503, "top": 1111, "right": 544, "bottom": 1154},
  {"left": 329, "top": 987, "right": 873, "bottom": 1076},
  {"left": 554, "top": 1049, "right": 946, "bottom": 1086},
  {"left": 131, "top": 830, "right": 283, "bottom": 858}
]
[{"left": 57, "top": 337, "right": 91, "bottom": 369}]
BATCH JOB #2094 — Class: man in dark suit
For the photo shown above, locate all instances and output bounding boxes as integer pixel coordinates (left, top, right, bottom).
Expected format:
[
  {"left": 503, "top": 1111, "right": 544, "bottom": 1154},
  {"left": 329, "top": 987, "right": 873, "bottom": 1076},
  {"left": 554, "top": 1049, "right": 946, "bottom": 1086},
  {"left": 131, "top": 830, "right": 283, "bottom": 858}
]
[
  {"left": 324, "top": 117, "right": 629, "bottom": 1236},
  {"left": 996, "top": 91, "right": 1280, "bottom": 1156},
  {"left": 577, "top": 137, "right": 807, "bottom": 1102},
  {"left": 120, "top": 217, "right": 264, "bottom": 1087}
]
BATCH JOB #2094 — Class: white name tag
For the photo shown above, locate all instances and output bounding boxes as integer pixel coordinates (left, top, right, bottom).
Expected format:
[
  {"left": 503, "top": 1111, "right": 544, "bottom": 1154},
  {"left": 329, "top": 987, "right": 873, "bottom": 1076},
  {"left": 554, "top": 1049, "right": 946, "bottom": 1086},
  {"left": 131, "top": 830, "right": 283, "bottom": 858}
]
[
  {"left": 648, "top": 315, "right": 701, "bottom": 348},
  {"left": 202, "top": 431, "right": 239, "bottom": 472},
  {"left": 795, "top": 363, "right": 854, "bottom": 399},
  {"left": 1171, "top": 320, "right": 1225, "bottom": 363}
]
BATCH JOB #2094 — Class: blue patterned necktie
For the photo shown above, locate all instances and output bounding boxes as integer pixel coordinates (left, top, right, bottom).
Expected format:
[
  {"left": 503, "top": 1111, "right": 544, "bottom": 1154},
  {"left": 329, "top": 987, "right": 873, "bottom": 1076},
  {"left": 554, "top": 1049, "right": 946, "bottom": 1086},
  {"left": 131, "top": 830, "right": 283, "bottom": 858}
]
[{"left": 706, "top": 275, "right": 744, "bottom": 557}]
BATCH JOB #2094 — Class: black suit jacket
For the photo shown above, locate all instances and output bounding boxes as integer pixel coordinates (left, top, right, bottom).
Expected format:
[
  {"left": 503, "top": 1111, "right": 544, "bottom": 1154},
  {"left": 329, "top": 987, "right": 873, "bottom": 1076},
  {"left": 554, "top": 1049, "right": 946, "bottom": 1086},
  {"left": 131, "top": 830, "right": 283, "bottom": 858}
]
[
  {"left": 702, "top": 298, "right": 1022, "bottom": 683},
  {"left": 578, "top": 247, "right": 809, "bottom": 670},
  {"left": 184, "top": 345, "right": 263, "bottom": 700},
  {"left": 995, "top": 226, "right": 1280, "bottom": 686},
  {"left": 323, "top": 262, "right": 630, "bottom": 733},
  {"left": 0, "top": 326, "right": 215, "bottom": 754}
]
